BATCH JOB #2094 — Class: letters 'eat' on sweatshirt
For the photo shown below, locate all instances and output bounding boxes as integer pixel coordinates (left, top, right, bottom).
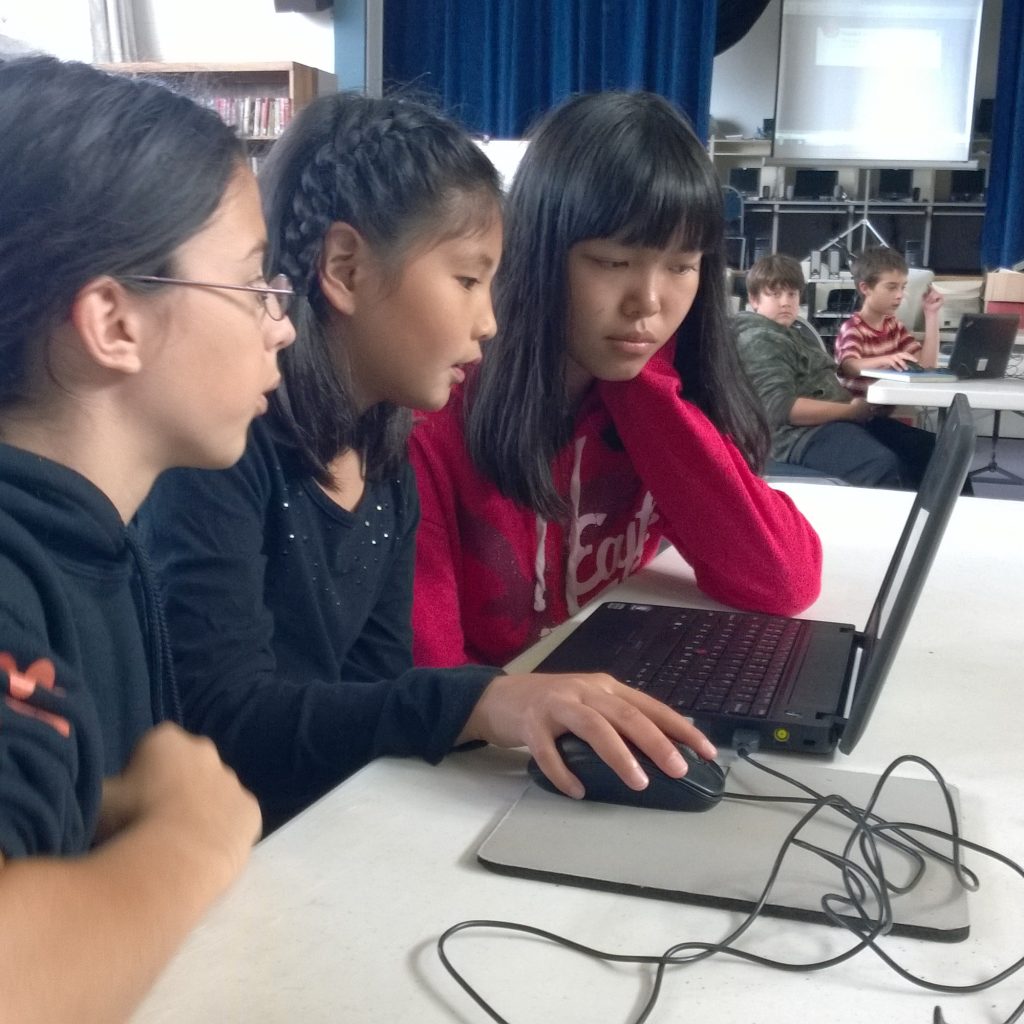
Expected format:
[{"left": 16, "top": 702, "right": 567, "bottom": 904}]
[{"left": 409, "top": 350, "right": 823, "bottom": 668}]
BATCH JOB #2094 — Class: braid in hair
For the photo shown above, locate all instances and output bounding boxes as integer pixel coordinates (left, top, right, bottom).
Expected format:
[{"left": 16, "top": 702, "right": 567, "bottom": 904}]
[
  {"left": 274, "top": 144, "right": 336, "bottom": 298},
  {"left": 259, "top": 92, "right": 501, "bottom": 483},
  {"left": 278, "top": 102, "right": 452, "bottom": 305}
]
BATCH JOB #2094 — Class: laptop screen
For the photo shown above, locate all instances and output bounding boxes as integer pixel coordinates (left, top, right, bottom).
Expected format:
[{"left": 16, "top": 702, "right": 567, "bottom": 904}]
[
  {"left": 947, "top": 313, "right": 1019, "bottom": 379},
  {"left": 840, "top": 394, "right": 975, "bottom": 753}
]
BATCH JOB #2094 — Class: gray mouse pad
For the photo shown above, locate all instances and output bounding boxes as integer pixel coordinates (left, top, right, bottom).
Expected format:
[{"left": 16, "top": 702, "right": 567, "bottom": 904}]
[{"left": 477, "top": 759, "right": 970, "bottom": 942}]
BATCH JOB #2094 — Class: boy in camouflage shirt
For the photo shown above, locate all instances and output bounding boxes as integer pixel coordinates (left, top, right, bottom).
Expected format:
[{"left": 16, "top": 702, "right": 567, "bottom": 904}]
[{"left": 733, "top": 254, "right": 935, "bottom": 488}]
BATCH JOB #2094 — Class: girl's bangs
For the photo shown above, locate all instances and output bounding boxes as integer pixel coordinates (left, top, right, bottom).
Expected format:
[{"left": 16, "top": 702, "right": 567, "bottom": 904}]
[
  {"left": 611, "top": 155, "right": 722, "bottom": 254},
  {"left": 517, "top": 92, "right": 724, "bottom": 257}
]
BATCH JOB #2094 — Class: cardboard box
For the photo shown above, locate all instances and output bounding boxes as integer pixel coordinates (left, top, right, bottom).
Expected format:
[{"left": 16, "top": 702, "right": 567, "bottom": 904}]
[{"left": 984, "top": 269, "right": 1024, "bottom": 328}]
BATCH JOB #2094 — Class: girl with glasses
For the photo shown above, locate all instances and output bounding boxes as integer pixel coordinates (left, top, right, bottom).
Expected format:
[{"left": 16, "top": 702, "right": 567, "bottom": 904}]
[
  {"left": 408, "top": 91, "right": 823, "bottom": 669},
  {"left": 139, "top": 91, "right": 717, "bottom": 833},
  {"left": 0, "top": 56, "right": 293, "bottom": 1021}
]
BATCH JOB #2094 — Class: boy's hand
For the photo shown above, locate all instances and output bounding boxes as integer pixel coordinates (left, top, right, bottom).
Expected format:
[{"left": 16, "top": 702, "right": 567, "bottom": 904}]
[
  {"left": 922, "top": 287, "right": 944, "bottom": 316},
  {"left": 880, "top": 351, "right": 918, "bottom": 370},
  {"left": 846, "top": 397, "right": 875, "bottom": 422}
]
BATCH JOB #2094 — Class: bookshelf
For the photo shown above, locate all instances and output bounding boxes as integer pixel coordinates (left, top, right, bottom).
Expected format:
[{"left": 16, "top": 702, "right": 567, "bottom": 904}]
[{"left": 98, "top": 61, "right": 337, "bottom": 171}]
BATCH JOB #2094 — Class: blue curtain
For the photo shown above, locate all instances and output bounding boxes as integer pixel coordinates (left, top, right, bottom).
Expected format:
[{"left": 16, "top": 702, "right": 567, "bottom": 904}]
[
  {"left": 981, "top": 0, "right": 1024, "bottom": 269},
  {"left": 382, "top": 0, "right": 717, "bottom": 141}
]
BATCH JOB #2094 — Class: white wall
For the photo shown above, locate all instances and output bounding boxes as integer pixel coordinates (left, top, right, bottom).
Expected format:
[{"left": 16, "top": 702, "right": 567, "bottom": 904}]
[
  {"left": 0, "top": 0, "right": 91, "bottom": 59},
  {"left": 135, "top": 0, "right": 334, "bottom": 70},
  {"left": 0, "top": 0, "right": 335, "bottom": 70}
]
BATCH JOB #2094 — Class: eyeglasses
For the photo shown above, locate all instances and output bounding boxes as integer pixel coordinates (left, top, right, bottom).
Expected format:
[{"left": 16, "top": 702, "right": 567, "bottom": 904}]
[{"left": 122, "top": 273, "right": 294, "bottom": 321}]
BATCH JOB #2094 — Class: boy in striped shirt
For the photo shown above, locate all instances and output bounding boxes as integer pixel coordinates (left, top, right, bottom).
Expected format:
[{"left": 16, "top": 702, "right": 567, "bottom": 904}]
[{"left": 835, "top": 246, "right": 943, "bottom": 396}]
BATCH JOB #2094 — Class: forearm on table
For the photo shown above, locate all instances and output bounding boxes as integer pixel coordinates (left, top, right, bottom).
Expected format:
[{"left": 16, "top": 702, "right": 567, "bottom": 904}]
[
  {"left": 607, "top": 390, "right": 821, "bottom": 614},
  {"left": 839, "top": 354, "right": 873, "bottom": 374},
  {"left": 0, "top": 819, "right": 245, "bottom": 1024}
]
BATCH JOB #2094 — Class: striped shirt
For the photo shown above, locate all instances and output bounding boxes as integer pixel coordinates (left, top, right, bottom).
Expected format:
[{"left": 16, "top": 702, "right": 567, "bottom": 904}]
[{"left": 834, "top": 313, "right": 920, "bottom": 396}]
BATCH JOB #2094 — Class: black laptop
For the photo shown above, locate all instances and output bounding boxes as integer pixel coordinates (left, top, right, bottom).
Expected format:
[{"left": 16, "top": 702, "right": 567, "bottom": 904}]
[
  {"left": 946, "top": 311, "right": 1018, "bottom": 378},
  {"left": 863, "top": 312, "right": 1018, "bottom": 382},
  {"left": 534, "top": 394, "right": 975, "bottom": 756}
]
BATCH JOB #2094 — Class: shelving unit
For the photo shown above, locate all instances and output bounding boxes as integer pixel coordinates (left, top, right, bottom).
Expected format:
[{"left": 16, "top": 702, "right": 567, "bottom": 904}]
[
  {"left": 737, "top": 197, "right": 984, "bottom": 275},
  {"left": 98, "top": 61, "right": 337, "bottom": 171},
  {"left": 708, "top": 139, "right": 987, "bottom": 275}
]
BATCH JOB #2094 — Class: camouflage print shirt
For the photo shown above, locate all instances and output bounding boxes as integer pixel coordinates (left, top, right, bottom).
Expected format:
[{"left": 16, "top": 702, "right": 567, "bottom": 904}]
[{"left": 733, "top": 312, "right": 852, "bottom": 462}]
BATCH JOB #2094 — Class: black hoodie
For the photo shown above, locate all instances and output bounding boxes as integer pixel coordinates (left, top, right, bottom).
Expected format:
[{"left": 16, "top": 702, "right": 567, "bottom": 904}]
[{"left": 0, "top": 443, "right": 177, "bottom": 858}]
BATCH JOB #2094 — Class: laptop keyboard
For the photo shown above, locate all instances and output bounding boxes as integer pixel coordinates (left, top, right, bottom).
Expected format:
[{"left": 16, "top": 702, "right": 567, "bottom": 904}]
[{"left": 609, "top": 610, "right": 803, "bottom": 718}]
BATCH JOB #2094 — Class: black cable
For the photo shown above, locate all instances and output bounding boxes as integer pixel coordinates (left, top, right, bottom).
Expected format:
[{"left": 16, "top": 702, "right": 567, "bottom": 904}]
[{"left": 436, "top": 751, "right": 1024, "bottom": 1024}]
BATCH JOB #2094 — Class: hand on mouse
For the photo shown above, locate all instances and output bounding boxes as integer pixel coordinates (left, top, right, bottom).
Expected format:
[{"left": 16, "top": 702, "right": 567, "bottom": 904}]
[
  {"left": 456, "top": 671, "right": 717, "bottom": 799},
  {"left": 884, "top": 350, "right": 918, "bottom": 370}
]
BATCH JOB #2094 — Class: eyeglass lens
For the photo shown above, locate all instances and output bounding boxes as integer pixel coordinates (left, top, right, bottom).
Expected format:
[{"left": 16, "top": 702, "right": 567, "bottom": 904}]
[{"left": 264, "top": 274, "right": 292, "bottom": 321}]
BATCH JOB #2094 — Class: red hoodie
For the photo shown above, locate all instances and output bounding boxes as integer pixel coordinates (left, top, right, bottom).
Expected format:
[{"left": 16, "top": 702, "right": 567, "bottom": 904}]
[{"left": 409, "top": 351, "right": 822, "bottom": 667}]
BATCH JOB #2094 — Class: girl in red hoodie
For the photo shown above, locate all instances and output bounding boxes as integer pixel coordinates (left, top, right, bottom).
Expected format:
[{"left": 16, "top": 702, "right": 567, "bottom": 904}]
[{"left": 410, "top": 91, "right": 823, "bottom": 668}]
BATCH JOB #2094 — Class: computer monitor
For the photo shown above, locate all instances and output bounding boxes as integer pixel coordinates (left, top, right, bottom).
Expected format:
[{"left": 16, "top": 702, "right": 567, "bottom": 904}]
[
  {"left": 792, "top": 169, "right": 838, "bottom": 201},
  {"left": 729, "top": 166, "right": 760, "bottom": 197},
  {"left": 949, "top": 168, "right": 985, "bottom": 202},
  {"left": 876, "top": 169, "right": 913, "bottom": 201}
]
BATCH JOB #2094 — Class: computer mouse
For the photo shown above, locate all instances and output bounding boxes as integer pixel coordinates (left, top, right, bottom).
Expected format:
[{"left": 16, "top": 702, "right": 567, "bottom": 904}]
[{"left": 527, "top": 733, "right": 726, "bottom": 812}]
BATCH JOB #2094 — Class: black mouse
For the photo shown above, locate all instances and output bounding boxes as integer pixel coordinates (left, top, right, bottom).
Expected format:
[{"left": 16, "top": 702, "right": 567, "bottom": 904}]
[{"left": 527, "top": 733, "right": 726, "bottom": 812}]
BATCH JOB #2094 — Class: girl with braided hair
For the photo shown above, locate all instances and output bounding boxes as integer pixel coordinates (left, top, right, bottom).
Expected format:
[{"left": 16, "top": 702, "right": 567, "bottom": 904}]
[
  {"left": 409, "top": 91, "right": 823, "bottom": 668},
  {"left": 139, "top": 91, "right": 718, "bottom": 832}
]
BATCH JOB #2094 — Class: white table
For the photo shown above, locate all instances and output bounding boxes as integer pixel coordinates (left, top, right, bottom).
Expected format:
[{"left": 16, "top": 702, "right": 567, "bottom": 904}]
[
  {"left": 132, "top": 484, "right": 1024, "bottom": 1024},
  {"left": 864, "top": 376, "right": 1024, "bottom": 411}
]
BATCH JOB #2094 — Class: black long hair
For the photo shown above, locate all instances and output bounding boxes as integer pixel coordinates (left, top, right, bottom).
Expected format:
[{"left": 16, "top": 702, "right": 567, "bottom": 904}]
[
  {"left": 260, "top": 91, "right": 502, "bottom": 483},
  {"left": 466, "top": 90, "right": 770, "bottom": 519},
  {"left": 0, "top": 56, "right": 244, "bottom": 408}
]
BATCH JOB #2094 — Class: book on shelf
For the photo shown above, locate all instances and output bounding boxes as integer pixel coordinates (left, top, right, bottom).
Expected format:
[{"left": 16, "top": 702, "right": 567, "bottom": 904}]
[
  {"left": 861, "top": 366, "right": 958, "bottom": 382},
  {"left": 209, "top": 95, "right": 293, "bottom": 138}
]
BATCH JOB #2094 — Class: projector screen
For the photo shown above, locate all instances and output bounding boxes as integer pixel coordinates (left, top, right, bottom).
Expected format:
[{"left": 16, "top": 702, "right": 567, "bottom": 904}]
[{"left": 773, "top": 0, "right": 983, "bottom": 164}]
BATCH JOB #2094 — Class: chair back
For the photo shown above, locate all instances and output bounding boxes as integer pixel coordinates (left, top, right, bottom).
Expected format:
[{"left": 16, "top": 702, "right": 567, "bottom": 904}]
[
  {"left": 722, "top": 184, "right": 747, "bottom": 269},
  {"left": 722, "top": 184, "right": 744, "bottom": 228},
  {"left": 792, "top": 315, "right": 829, "bottom": 353}
]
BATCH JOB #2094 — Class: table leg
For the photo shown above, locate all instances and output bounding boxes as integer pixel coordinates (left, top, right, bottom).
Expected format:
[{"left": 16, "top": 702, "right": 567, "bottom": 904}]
[{"left": 968, "top": 410, "right": 1024, "bottom": 486}]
